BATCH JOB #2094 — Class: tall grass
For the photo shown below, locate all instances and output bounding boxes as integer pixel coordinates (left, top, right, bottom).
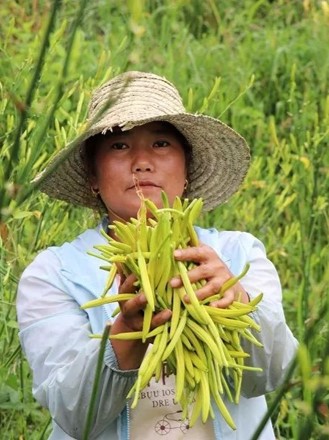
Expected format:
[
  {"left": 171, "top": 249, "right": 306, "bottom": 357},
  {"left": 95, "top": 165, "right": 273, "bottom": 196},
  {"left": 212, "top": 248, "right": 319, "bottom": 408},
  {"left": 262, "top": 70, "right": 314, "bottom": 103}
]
[{"left": 1, "top": 0, "right": 328, "bottom": 438}]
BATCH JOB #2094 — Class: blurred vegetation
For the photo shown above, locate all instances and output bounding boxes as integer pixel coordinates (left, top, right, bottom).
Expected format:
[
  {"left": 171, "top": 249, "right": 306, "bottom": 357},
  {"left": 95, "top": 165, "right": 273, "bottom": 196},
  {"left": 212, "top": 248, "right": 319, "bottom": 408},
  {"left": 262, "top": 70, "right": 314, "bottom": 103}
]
[{"left": 1, "top": 0, "right": 328, "bottom": 438}]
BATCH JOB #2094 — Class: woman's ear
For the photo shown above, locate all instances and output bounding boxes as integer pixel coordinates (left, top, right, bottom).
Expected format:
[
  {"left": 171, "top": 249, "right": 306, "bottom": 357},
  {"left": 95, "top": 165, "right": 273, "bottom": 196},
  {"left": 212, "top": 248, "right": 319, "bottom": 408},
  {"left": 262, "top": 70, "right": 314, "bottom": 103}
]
[
  {"left": 91, "top": 186, "right": 100, "bottom": 198},
  {"left": 88, "top": 173, "right": 100, "bottom": 198},
  {"left": 89, "top": 174, "right": 98, "bottom": 188}
]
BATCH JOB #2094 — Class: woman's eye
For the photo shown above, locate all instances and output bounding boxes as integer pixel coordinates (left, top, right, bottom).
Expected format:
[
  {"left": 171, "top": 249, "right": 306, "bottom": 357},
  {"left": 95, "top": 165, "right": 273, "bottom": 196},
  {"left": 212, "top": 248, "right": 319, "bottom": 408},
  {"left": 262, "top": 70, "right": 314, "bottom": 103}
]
[
  {"left": 154, "top": 140, "right": 169, "bottom": 148},
  {"left": 111, "top": 142, "right": 128, "bottom": 150}
]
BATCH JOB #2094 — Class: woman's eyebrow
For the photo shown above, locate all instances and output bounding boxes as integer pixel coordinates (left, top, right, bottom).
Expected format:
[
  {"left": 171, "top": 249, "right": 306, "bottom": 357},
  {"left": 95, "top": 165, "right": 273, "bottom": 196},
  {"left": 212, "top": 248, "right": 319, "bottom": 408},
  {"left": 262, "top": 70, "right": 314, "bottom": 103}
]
[
  {"left": 149, "top": 127, "right": 177, "bottom": 136},
  {"left": 104, "top": 131, "right": 126, "bottom": 139}
]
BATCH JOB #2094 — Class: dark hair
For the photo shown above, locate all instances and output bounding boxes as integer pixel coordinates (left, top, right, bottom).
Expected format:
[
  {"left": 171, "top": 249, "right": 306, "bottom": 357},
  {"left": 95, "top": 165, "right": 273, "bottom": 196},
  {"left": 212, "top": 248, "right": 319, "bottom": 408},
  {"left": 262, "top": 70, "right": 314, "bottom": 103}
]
[{"left": 83, "top": 122, "right": 192, "bottom": 179}]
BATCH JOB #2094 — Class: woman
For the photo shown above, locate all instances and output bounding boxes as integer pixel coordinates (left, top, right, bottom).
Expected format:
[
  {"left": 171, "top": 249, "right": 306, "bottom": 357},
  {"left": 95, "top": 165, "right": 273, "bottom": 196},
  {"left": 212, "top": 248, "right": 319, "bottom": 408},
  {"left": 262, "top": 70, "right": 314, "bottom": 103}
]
[{"left": 17, "top": 71, "right": 298, "bottom": 439}]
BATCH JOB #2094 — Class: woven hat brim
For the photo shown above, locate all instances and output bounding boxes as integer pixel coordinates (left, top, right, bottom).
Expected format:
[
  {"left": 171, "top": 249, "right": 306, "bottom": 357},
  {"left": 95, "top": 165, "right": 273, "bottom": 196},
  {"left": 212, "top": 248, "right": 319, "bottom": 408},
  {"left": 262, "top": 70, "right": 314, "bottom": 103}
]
[{"left": 34, "top": 113, "right": 250, "bottom": 212}]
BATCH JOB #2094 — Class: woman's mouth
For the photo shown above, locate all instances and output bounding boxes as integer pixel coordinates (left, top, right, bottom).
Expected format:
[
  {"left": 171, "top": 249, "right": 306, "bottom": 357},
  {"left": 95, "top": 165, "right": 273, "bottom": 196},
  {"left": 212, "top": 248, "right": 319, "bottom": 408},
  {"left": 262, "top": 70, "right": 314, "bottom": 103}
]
[{"left": 128, "top": 181, "right": 161, "bottom": 190}]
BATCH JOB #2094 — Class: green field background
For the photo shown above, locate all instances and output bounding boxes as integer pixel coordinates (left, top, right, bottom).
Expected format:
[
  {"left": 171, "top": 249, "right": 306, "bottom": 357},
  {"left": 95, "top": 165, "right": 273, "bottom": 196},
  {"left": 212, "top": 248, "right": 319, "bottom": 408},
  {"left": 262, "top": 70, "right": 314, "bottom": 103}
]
[{"left": 1, "top": 1, "right": 328, "bottom": 438}]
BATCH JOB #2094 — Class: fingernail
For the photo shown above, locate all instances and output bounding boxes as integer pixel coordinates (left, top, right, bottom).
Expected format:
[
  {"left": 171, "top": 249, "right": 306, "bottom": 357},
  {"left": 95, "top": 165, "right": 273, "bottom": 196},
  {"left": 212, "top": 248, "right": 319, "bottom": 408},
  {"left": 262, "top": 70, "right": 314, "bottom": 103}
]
[
  {"left": 173, "top": 249, "right": 182, "bottom": 258},
  {"left": 165, "top": 309, "right": 172, "bottom": 319},
  {"left": 170, "top": 278, "right": 180, "bottom": 287},
  {"left": 183, "top": 295, "right": 190, "bottom": 304},
  {"left": 139, "top": 293, "right": 147, "bottom": 303}
]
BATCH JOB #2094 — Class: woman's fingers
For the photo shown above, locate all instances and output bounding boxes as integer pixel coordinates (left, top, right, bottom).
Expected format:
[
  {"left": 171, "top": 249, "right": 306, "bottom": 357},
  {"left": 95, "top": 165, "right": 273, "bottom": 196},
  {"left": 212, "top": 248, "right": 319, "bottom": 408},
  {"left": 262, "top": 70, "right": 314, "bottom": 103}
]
[
  {"left": 151, "top": 309, "right": 172, "bottom": 328},
  {"left": 119, "top": 273, "right": 137, "bottom": 294},
  {"left": 116, "top": 296, "right": 171, "bottom": 334},
  {"left": 192, "top": 275, "right": 231, "bottom": 300},
  {"left": 117, "top": 241, "right": 249, "bottom": 327},
  {"left": 209, "top": 291, "right": 236, "bottom": 309},
  {"left": 173, "top": 243, "right": 211, "bottom": 264},
  {"left": 170, "top": 243, "right": 249, "bottom": 307},
  {"left": 116, "top": 272, "right": 172, "bottom": 332},
  {"left": 120, "top": 292, "right": 147, "bottom": 317},
  {"left": 170, "top": 244, "right": 215, "bottom": 288}
]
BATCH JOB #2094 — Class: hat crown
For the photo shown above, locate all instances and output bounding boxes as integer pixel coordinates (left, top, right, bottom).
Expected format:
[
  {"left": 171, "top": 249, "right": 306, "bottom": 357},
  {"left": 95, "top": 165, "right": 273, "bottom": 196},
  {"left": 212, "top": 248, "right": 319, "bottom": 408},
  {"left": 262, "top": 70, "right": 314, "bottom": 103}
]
[{"left": 88, "top": 71, "right": 185, "bottom": 128}]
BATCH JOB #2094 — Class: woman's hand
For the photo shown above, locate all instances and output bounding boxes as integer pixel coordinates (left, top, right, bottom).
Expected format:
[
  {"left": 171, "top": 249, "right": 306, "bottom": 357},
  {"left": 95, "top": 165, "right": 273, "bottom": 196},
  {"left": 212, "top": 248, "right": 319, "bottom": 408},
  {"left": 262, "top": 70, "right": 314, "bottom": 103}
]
[
  {"left": 170, "top": 242, "right": 249, "bottom": 308},
  {"left": 110, "top": 273, "right": 172, "bottom": 370}
]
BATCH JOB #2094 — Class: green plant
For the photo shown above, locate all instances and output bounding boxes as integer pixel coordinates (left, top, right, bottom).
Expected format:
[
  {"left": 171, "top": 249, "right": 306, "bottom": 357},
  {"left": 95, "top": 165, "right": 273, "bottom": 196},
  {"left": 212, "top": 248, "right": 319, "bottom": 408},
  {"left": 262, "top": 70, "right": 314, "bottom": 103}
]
[{"left": 1, "top": 0, "right": 328, "bottom": 437}]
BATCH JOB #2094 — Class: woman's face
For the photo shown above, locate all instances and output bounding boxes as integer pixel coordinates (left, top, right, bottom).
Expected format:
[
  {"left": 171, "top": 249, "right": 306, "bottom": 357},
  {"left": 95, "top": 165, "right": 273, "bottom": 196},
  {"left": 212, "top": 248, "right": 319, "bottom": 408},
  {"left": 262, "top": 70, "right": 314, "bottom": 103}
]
[{"left": 90, "top": 122, "right": 187, "bottom": 222}]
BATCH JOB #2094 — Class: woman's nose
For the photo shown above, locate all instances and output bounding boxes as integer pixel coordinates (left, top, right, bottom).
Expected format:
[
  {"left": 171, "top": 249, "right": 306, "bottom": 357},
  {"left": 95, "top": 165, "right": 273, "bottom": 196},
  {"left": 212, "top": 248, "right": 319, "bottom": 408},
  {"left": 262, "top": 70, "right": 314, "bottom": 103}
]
[{"left": 131, "top": 149, "right": 154, "bottom": 173}]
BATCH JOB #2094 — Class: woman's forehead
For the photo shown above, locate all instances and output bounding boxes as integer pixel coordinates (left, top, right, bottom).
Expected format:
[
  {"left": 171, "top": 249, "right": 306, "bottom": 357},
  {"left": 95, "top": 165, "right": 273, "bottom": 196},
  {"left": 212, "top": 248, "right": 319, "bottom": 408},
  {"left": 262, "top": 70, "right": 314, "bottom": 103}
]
[{"left": 109, "top": 121, "right": 180, "bottom": 137}]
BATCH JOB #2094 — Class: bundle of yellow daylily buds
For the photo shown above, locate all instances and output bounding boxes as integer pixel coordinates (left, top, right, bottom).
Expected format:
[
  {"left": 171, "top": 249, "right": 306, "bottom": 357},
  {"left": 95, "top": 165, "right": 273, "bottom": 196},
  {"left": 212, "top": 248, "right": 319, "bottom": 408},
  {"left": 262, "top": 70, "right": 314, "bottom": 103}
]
[{"left": 82, "top": 192, "right": 263, "bottom": 429}]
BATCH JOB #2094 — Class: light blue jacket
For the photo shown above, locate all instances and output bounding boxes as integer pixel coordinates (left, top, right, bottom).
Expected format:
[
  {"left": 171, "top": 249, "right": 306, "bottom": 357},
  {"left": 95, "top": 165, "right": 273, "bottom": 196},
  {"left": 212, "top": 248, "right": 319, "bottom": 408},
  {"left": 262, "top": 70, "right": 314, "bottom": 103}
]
[{"left": 17, "top": 225, "right": 298, "bottom": 439}]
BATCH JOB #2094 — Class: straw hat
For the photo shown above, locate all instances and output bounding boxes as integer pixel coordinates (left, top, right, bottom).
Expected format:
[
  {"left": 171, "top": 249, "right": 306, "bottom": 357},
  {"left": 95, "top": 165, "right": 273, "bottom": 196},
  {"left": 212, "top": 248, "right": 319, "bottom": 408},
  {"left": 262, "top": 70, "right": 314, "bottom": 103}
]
[{"left": 34, "top": 71, "right": 250, "bottom": 212}]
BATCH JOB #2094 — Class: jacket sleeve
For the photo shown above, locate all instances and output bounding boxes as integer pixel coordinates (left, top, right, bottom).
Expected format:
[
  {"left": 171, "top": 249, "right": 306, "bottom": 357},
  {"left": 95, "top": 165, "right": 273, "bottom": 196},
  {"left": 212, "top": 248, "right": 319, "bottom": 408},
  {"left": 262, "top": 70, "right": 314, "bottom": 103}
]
[
  {"left": 17, "top": 249, "right": 137, "bottom": 439},
  {"left": 236, "top": 233, "right": 298, "bottom": 397}
]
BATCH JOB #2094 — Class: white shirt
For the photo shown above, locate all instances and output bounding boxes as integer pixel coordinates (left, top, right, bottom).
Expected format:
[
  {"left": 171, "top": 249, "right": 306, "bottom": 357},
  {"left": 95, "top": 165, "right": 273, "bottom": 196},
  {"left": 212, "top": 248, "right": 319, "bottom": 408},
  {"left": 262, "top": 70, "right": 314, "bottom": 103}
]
[{"left": 17, "top": 225, "right": 298, "bottom": 439}]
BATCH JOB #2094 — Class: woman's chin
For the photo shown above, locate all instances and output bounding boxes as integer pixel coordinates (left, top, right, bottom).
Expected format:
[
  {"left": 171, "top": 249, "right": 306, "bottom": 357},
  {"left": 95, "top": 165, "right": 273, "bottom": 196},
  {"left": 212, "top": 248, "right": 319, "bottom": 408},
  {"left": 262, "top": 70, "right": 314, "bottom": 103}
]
[{"left": 107, "top": 190, "right": 179, "bottom": 222}]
